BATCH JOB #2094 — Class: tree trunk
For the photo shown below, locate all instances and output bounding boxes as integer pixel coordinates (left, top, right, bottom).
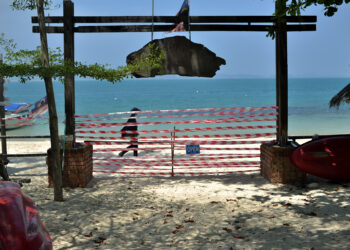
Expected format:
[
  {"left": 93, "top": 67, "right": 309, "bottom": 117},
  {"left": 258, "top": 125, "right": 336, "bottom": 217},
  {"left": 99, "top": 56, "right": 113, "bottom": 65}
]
[
  {"left": 0, "top": 54, "right": 9, "bottom": 181},
  {"left": 36, "top": 0, "right": 63, "bottom": 201}
]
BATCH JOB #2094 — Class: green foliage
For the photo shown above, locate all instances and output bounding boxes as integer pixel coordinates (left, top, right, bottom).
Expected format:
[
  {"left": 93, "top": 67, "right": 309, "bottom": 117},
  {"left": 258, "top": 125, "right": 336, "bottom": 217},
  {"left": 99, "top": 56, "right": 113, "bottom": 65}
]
[
  {"left": 287, "top": 0, "right": 350, "bottom": 17},
  {"left": 267, "top": 0, "right": 349, "bottom": 38},
  {"left": 10, "top": 0, "right": 54, "bottom": 10},
  {"left": 0, "top": 34, "right": 164, "bottom": 83}
]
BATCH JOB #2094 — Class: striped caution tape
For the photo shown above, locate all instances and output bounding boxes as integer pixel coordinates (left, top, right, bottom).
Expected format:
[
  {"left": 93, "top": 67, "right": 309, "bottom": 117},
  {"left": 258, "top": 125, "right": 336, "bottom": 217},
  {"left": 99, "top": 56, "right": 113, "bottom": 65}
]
[
  {"left": 76, "top": 125, "right": 277, "bottom": 135},
  {"left": 75, "top": 106, "right": 277, "bottom": 118},
  {"left": 85, "top": 139, "right": 271, "bottom": 146},
  {"left": 94, "top": 161, "right": 259, "bottom": 167},
  {"left": 92, "top": 169, "right": 259, "bottom": 175},
  {"left": 93, "top": 153, "right": 260, "bottom": 161},
  {"left": 76, "top": 114, "right": 277, "bottom": 129},
  {"left": 76, "top": 107, "right": 277, "bottom": 122},
  {"left": 77, "top": 132, "right": 276, "bottom": 141}
]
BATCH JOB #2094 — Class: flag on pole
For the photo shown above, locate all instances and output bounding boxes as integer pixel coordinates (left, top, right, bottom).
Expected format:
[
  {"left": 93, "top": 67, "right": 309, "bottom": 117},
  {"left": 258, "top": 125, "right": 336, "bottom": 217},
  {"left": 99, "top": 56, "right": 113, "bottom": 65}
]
[
  {"left": 177, "top": 0, "right": 189, "bottom": 17},
  {"left": 170, "top": 0, "right": 190, "bottom": 33},
  {"left": 171, "top": 21, "right": 186, "bottom": 32}
]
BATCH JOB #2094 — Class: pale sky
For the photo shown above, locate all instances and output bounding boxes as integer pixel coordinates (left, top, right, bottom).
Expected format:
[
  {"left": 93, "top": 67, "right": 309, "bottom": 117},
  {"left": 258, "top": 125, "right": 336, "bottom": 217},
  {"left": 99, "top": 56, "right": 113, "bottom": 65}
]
[{"left": 0, "top": 0, "right": 349, "bottom": 78}]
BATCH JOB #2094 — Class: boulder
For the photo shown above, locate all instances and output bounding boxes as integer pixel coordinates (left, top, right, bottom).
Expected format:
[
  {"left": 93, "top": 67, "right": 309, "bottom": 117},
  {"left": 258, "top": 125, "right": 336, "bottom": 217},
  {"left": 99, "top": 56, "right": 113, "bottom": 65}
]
[{"left": 127, "top": 36, "right": 226, "bottom": 78}]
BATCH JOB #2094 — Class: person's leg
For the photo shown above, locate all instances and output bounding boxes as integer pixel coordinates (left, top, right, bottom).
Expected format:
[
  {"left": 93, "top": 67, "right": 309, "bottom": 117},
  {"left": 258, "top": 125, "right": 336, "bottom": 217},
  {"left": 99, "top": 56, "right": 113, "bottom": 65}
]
[
  {"left": 118, "top": 150, "right": 127, "bottom": 157},
  {"left": 129, "top": 140, "right": 138, "bottom": 156},
  {"left": 120, "top": 143, "right": 136, "bottom": 157},
  {"left": 133, "top": 144, "right": 138, "bottom": 156}
]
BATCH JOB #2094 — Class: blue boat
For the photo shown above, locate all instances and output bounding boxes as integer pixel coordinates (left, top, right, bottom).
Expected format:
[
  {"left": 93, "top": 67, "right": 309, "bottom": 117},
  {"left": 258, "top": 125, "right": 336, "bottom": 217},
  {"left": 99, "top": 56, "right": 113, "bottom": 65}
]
[{"left": 4, "top": 97, "right": 48, "bottom": 130}]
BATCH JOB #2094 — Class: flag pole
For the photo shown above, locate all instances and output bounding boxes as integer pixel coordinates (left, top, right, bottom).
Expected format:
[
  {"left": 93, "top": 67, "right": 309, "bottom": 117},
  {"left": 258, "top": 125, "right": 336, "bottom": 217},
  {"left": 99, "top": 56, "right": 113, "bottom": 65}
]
[
  {"left": 188, "top": 0, "right": 191, "bottom": 40},
  {"left": 151, "top": 0, "right": 154, "bottom": 41}
]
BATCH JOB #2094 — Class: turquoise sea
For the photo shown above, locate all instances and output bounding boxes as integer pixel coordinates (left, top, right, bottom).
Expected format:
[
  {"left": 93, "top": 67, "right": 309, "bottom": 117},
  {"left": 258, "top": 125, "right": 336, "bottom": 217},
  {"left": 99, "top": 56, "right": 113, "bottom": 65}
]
[{"left": 3, "top": 77, "right": 350, "bottom": 137}]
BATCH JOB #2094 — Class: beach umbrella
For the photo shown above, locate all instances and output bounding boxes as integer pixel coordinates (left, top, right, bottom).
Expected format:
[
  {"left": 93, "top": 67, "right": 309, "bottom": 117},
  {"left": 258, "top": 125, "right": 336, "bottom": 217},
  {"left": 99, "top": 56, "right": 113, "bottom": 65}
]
[{"left": 329, "top": 83, "right": 350, "bottom": 109}]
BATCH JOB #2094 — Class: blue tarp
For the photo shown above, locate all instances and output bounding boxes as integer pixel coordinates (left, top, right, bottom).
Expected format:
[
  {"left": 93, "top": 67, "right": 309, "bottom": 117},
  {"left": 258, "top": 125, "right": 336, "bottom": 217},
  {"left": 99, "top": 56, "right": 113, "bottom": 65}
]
[{"left": 5, "top": 103, "right": 29, "bottom": 112}]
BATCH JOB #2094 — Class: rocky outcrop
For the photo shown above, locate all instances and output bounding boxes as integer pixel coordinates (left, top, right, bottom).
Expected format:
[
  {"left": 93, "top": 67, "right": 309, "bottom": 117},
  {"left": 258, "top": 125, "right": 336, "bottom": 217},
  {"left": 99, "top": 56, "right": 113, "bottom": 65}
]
[{"left": 127, "top": 36, "right": 226, "bottom": 78}]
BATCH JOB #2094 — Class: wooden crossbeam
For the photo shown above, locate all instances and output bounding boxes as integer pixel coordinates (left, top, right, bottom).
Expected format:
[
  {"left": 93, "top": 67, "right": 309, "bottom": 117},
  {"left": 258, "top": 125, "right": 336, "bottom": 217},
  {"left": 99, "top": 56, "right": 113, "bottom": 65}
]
[
  {"left": 33, "top": 24, "right": 316, "bottom": 33},
  {"left": 32, "top": 15, "right": 317, "bottom": 24}
]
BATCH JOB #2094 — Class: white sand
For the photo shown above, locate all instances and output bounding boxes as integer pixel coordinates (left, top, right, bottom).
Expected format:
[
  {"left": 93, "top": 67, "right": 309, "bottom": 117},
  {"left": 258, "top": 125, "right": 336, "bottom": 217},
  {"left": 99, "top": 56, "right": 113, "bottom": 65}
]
[{"left": 4, "top": 139, "right": 350, "bottom": 249}]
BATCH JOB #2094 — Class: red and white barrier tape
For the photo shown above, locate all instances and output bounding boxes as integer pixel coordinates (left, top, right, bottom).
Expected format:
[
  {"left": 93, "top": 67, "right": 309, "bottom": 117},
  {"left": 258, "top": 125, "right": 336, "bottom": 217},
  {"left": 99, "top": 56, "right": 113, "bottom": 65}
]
[
  {"left": 76, "top": 113, "right": 277, "bottom": 129},
  {"left": 93, "top": 164, "right": 260, "bottom": 172},
  {"left": 174, "top": 165, "right": 260, "bottom": 170},
  {"left": 93, "top": 169, "right": 259, "bottom": 175},
  {"left": 92, "top": 147, "right": 170, "bottom": 152},
  {"left": 91, "top": 146, "right": 261, "bottom": 153},
  {"left": 94, "top": 166, "right": 172, "bottom": 171},
  {"left": 75, "top": 106, "right": 277, "bottom": 118},
  {"left": 195, "top": 147, "right": 261, "bottom": 151},
  {"left": 76, "top": 107, "right": 277, "bottom": 122},
  {"left": 93, "top": 153, "right": 259, "bottom": 160},
  {"left": 86, "top": 139, "right": 271, "bottom": 146},
  {"left": 94, "top": 161, "right": 259, "bottom": 167},
  {"left": 76, "top": 125, "right": 277, "bottom": 135},
  {"left": 77, "top": 132, "right": 276, "bottom": 141}
]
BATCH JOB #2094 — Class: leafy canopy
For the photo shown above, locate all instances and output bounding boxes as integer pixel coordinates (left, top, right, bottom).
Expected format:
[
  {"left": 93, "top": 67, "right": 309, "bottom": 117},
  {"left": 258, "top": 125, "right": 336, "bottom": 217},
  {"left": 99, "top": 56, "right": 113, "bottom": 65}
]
[
  {"left": 284, "top": 0, "right": 350, "bottom": 17},
  {"left": 0, "top": 33, "right": 164, "bottom": 83},
  {"left": 10, "top": 0, "right": 54, "bottom": 10},
  {"left": 268, "top": 0, "right": 349, "bottom": 38}
]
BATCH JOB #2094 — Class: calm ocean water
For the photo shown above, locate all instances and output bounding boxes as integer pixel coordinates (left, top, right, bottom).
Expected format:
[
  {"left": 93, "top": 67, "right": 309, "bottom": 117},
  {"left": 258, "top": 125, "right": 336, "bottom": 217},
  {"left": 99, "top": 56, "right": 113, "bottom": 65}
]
[{"left": 4, "top": 77, "right": 350, "bottom": 136}]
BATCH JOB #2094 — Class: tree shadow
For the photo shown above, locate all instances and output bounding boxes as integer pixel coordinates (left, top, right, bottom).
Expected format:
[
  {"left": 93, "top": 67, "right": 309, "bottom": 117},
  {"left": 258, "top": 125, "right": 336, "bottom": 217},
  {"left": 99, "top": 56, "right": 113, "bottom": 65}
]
[{"left": 22, "top": 172, "right": 350, "bottom": 249}]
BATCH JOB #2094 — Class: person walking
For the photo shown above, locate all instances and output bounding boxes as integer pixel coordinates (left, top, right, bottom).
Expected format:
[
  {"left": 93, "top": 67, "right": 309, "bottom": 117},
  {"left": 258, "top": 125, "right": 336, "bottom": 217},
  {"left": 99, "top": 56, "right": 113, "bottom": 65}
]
[{"left": 119, "top": 107, "right": 140, "bottom": 157}]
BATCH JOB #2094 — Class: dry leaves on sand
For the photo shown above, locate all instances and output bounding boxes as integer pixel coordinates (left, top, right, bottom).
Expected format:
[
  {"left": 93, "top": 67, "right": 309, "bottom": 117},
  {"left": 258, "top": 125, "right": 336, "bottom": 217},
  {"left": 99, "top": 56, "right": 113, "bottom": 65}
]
[
  {"left": 94, "top": 237, "right": 107, "bottom": 244},
  {"left": 165, "top": 211, "right": 173, "bottom": 217},
  {"left": 184, "top": 217, "right": 195, "bottom": 223},
  {"left": 84, "top": 232, "right": 93, "bottom": 238}
]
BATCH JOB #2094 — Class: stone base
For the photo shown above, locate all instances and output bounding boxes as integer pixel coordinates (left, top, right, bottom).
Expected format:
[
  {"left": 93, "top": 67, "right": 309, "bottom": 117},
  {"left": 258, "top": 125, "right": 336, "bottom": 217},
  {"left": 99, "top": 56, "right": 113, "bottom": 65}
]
[
  {"left": 47, "top": 143, "right": 93, "bottom": 188},
  {"left": 260, "top": 142, "right": 306, "bottom": 185}
]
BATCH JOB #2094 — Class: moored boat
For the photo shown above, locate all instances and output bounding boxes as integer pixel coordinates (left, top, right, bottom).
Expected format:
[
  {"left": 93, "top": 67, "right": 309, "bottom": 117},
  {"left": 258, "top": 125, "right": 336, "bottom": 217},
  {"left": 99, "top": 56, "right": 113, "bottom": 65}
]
[{"left": 3, "top": 96, "right": 48, "bottom": 130}]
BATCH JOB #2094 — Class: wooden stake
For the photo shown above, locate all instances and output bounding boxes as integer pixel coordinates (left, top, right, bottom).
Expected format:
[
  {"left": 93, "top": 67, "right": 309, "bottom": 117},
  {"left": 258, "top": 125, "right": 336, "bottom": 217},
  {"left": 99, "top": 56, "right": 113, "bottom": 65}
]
[
  {"left": 64, "top": 0, "right": 75, "bottom": 146},
  {"left": 275, "top": 0, "right": 288, "bottom": 146},
  {"left": 171, "top": 126, "right": 175, "bottom": 176},
  {"left": 36, "top": 0, "right": 63, "bottom": 201}
]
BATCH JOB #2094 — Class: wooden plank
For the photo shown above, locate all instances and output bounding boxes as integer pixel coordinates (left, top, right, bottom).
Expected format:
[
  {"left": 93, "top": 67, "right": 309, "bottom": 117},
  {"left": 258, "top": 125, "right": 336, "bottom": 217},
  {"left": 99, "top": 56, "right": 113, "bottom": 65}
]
[
  {"left": 73, "top": 24, "right": 274, "bottom": 33},
  {"left": 33, "top": 24, "right": 316, "bottom": 33},
  {"left": 0, "top": 135, "right": 50, "bottom": 139},
  {"left": 4, "top": 153, "right": 47, "bottom": 157},
  {"left": 64, "top": 0, "right": 76, "bottom": 145},
  {"left": 32, "top": 15, "right": 317, "bottom": 24},
  {"left": 32, "top": 16, "right": 63, "bottom": 23},
  {"left": 33, "top": 26, "right": 64, "bottom": 33},
  {"left": 286, "top": 24, "right": 316, "bottom": 31}
]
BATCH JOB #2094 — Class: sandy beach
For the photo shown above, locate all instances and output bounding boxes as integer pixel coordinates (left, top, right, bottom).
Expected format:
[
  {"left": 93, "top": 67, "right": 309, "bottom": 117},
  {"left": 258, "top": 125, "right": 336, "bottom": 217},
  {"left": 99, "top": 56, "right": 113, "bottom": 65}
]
[{"left": 4, "top": 139, "right": 350, "bottom": 249}]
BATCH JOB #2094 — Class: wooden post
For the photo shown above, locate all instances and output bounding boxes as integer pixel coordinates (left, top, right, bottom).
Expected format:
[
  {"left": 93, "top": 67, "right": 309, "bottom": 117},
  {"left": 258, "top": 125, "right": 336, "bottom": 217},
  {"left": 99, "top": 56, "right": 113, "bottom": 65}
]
[
  {"left": 64, "top": 0, "right": 75, "bottom": 146},
  {"left": 36, "top": 0, "right": 63, "bottom": 201},
  {"left": 275, "top": 0, "right": 288, "bottom": 146},
  {"left": 171, "top": 126, "right": 175, "bottom": 176},
  {"left": 0, "top": 54, "right": 9, "bottom": 181}
]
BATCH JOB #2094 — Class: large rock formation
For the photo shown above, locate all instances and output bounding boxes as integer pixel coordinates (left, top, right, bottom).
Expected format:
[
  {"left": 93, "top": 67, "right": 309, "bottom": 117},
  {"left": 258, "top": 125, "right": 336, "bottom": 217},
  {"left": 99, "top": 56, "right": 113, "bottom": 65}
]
[{"left": 127, "top": 36, "right": 226, "bottom": 78}]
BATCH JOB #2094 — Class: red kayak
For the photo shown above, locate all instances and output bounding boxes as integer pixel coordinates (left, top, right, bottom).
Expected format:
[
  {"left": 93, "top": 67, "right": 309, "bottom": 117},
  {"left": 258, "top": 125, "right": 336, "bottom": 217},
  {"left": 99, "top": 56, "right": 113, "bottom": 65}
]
[{"left": 290, "top": 136, "right": 350, "bottom": 182}]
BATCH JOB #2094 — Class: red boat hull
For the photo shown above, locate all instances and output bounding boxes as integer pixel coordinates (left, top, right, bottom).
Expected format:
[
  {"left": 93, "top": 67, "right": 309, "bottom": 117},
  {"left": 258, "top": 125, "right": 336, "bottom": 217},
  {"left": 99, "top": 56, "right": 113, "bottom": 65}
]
[{"left": 290, "top": 136, "right": 350, "bottom": 181}]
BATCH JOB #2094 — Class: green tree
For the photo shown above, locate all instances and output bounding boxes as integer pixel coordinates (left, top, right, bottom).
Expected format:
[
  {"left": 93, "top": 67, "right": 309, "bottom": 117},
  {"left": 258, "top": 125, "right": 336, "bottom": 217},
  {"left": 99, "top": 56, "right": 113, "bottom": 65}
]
[
  {"left": 284, "top": 0, "right": 350, "bottom": 17},
  {"left": 1, "top": 0, "right": 162, "bottom": 202}
]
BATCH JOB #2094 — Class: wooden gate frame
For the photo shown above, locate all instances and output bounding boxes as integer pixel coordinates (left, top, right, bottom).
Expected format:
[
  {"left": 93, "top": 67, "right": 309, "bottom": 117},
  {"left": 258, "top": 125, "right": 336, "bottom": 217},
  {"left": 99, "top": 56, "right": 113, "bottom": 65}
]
[{"left": 31, "top": 0, "right": 317, "bottom": 147}]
